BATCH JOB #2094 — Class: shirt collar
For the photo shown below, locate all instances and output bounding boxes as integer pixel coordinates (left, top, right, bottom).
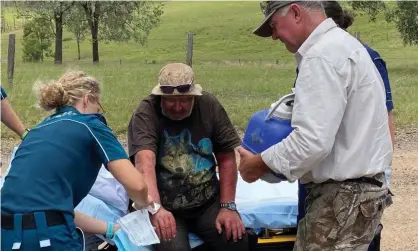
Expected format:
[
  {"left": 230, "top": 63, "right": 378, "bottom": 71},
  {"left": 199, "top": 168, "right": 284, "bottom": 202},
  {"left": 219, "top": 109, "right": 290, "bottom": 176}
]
[
  {"left": 56, "top": 105, "right": 81, "bottom": 115},
  {"left": 294, "top": 18, "right": 337, "bottom": 65},
  {"left": 54, "top": 105, "right": 108, "bottom": 125}
]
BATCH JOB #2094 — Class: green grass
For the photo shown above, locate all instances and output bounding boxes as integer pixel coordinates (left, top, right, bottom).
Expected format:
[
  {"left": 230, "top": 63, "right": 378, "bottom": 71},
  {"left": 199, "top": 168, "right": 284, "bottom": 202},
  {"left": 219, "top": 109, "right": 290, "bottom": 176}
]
[
  {"left": 1, "top": 6, "right": 26, "bottom": 33},
  {"left": 1, "top": 2, "right": 418, "bottom": 139}
]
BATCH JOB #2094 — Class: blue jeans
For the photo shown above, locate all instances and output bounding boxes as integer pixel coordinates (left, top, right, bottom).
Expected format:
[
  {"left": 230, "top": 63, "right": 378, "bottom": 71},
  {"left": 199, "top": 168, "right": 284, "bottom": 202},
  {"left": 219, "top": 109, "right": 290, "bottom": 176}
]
[
  {"left": 297, "top": 180, "right": 307, "bottom": 225},
  {"left": 1, "top": 212, "right": 83, "bottom": 251}
]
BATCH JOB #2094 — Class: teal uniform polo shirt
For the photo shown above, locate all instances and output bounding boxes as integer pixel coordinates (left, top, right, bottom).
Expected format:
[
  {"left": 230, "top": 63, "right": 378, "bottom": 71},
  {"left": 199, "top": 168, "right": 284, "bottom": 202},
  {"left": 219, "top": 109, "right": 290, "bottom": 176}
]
[
  {"left": 1, "top": 86, "right": 7, "bottom": 100},
  {"left": 1, "top": 106, "right": 128, "bottom": 215}
]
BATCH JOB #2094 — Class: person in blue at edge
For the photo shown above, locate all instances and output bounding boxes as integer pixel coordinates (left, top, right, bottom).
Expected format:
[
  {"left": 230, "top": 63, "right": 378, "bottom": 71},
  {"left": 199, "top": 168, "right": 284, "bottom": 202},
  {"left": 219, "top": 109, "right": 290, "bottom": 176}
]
[
  {"left": 1, "top": 71, "right": 154, "bottom": 251},
  {"left": 1, "top": 85, "right": 28, "bottom": 183},
  {"left": 297, "top": 1, "right": 395, "bottom": 250},
  {"left": 1, "top": 86, "right": 27, "bottom": 139}
]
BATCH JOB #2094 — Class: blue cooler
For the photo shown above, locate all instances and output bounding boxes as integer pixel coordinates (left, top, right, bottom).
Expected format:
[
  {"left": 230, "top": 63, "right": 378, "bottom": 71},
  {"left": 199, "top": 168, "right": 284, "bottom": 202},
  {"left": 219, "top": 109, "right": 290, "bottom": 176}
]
[
  {"left": 242, "top": 92, "right": 295, "bottom": 154},
  {"left": 242, "top": 93, "right": 295, "bottom": 181}
]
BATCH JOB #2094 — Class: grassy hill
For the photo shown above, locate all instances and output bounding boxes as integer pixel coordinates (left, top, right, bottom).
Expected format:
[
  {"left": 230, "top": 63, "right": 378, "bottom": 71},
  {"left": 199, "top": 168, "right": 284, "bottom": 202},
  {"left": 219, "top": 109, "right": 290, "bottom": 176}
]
[{"left": 1, "top": 2, "right": 417, "bottom": 138}]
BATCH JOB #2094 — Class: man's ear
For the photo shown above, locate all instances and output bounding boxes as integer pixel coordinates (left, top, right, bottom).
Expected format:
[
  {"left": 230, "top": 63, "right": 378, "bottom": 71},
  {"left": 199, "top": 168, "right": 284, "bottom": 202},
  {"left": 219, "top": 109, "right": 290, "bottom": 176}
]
[{"left": 291, "top": 4, "right": 302, "bottom": 23}]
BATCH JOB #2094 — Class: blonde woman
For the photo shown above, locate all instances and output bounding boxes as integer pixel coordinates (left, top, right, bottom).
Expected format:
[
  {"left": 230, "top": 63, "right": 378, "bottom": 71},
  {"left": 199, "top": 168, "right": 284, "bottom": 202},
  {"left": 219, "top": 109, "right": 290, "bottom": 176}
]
[{"left": 1, "top": 71, "right": 152, "bottom": 251}]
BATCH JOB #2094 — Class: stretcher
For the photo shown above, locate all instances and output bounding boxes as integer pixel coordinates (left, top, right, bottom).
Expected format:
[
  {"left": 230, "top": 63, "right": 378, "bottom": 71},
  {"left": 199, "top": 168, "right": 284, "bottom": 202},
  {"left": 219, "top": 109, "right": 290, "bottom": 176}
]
[{"left": 188, "top": 175, "right": 298, "bottom": 251}]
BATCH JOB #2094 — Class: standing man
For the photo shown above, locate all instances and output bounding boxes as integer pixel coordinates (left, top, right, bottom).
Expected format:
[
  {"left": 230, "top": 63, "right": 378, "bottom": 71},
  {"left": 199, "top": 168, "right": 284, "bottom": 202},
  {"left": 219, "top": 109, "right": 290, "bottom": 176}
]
[
  {"left": 238, "top": 2, "right": 393, "bottom": 251},
  {"left": 128, "top": 63, "right": 248, "bottom": 251},
  {"left": 321, "top": 0, "right": 395, "bottom": 187}
]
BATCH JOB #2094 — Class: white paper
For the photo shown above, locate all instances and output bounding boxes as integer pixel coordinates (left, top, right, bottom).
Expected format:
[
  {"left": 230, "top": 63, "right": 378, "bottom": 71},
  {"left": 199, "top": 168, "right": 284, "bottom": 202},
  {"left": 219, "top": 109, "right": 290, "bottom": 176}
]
[
  {"left": 116, "top": 209, "right": 160, "bottom": 246},
  {"left": 132, "top": 202, "right": 161, "bottom": 215},
  {"left": 147, "top": 203, "right": 161, "bottom": 215}
]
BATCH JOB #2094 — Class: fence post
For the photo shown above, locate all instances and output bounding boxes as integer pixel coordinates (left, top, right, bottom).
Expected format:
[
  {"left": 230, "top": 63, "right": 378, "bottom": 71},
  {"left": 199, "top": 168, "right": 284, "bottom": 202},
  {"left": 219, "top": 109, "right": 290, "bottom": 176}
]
[
  {"left": 186, "top": 32, "right": 193, "bottom": 67},
  {"left": 7, "top": 33, "right": 16, "bottom": 88}
]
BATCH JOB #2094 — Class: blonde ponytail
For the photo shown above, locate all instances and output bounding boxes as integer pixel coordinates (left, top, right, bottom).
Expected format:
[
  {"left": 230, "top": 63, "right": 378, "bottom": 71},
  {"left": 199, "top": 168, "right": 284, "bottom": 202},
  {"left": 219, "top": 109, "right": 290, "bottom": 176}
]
[{"left": 34, "top": 71, "right": 101, "bottom": 112}]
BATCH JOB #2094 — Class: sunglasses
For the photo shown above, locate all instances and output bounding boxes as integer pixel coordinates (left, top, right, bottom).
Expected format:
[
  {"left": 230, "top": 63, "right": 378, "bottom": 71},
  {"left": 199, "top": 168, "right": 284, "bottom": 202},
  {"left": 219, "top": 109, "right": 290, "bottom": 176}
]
[
  {"left": 87, "top": 94, "right": 106, "bottom": 114},
  {"left": 159, "top": 84, "right": 194, "bottom": 94}
]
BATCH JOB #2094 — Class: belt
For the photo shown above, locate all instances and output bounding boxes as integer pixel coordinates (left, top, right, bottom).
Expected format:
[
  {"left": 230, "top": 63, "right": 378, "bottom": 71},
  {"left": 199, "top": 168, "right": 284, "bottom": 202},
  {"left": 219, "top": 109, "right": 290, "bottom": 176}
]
[
  {"left": 322, "top": 173, "right": 385, "bottom": 188},
  {"left": 344, "top": 176, "right": 384, "bottom": 188},
  {"left": 1, "top": 211, "right": 66, "bottom": 230}
]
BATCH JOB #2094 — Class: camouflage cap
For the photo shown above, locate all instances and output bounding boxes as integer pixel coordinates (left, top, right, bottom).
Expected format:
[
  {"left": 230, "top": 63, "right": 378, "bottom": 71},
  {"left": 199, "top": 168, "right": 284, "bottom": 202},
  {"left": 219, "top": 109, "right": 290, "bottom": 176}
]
[
  {"left": 151, "top": 63, "right": 203, "bottom": 96},
  {"left": 253, "top": 1, "right": 299, "bottom": 37}
]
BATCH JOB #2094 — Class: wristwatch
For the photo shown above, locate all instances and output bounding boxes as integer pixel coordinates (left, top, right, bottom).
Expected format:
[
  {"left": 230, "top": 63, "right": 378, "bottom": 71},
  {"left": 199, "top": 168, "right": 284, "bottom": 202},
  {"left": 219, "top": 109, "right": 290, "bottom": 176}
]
[
  {"left": 21, "top": 128, "right": 30, "bottom": 140},
  {"left": 220, "top": 201, "right": 237, "bottom": 211}
]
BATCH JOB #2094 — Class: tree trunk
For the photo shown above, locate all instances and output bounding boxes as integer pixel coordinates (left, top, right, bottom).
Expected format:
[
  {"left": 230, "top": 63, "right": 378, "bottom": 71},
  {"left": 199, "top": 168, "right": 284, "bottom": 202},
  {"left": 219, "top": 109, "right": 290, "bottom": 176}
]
[
  {"left": 91, "top": 18, "right": 99, "bottom": 64},
  {"left": 82, "top": 2, "right": 101, "bottom": 64},
  {"left": 54, "top": 12, "right": 63, "bottom": 64},
  {"left": 77, "top": 35, "right": 81, "bottom": 60}
]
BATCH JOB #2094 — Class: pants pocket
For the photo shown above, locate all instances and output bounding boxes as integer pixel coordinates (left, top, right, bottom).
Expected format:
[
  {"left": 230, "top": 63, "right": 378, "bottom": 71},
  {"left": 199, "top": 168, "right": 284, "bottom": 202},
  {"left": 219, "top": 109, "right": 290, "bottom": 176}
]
[
  {"left": 352, "top": 196, "right": 386, "bottom": 241},
  {"left": 332, "top": 195, "right": 386, "bottom": 250},
  {"left": 48, "top": 225, "right": 83, "bottom": 251},
  {"left": 1, "top": 229, "right": 16, "bottom": 251}
]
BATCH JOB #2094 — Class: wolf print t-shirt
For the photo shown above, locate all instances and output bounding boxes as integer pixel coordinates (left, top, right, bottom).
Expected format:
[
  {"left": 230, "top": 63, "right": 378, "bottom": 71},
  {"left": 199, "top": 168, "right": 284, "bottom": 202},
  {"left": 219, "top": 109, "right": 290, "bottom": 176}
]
[{"left": 127, "top": 91, "right": 241, "bottom": 214}]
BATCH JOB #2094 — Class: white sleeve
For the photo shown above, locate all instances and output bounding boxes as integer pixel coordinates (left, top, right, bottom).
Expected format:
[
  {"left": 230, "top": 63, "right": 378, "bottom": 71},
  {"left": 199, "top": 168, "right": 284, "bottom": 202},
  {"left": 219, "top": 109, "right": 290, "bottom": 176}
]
[{"left": 261, "top": 57, "right": 347, "bottom": 182}]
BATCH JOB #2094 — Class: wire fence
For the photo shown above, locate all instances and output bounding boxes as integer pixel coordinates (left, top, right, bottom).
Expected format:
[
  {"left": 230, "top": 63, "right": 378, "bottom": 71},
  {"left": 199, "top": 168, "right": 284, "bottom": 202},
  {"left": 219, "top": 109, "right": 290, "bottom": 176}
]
[{"left": 1, "top": 34, "right": 418, "bottom": 68}]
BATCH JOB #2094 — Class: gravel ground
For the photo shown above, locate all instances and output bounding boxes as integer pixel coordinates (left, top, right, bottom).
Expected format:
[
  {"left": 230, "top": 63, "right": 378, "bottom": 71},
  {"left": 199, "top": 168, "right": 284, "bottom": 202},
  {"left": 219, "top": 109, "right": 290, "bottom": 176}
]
[{"left": 1, "top": 127, "right": 417, "bottom": 250}]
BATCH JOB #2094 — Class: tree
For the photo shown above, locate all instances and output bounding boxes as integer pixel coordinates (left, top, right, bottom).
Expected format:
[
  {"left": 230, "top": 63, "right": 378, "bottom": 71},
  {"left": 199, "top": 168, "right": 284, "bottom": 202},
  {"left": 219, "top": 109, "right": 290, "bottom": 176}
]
[
  {"left": 66, "top": 5, "right": 89, "bottom": 60},
  {"left": 52, "top": 2, "right": 75, "bottom": 64},
  {"left": 385, "top": 1, "right": 418, "bottom": 46},
  {"left": 15, "top": 1, "right": 75, "bottom": 64},
  {"left": 79, "top": 1, "right": 164, "bottom": 64},
  {"left": 349, "top": 1, "right": 418, "bottom": 46},
  {"left": 22, "top": 17, "right": 54, "bottom": 62},
  {"left": 349, "top": 1, "right": 386, "bottom": 22}
]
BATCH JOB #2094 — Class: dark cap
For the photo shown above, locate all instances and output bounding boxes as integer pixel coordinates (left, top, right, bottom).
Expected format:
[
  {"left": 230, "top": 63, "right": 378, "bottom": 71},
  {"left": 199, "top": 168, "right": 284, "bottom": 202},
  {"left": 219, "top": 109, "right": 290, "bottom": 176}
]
[{"left": 253, "top": 1, "right": 299, "bottom": 37}]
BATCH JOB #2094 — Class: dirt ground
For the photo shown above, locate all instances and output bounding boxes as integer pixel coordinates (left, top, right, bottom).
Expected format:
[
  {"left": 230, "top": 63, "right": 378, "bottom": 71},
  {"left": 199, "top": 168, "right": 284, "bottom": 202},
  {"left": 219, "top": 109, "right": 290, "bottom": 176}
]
[{"left": 1, "top": 127, "right": 417, "bottom": 250}]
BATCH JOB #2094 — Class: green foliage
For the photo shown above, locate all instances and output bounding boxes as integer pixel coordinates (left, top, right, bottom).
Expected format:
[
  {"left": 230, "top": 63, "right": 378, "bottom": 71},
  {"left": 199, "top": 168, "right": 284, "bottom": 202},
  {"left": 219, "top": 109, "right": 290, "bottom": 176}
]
[
  {"left": 15, "top": 1, "right": 74, "bottom": 21},
  {"left": 349, "top": 1, "right": 386, "bottom": 22},
  {"left": 65, "top": 5, "right": 89, "bottom": 41},
  {"left": 21, "top": 17, "right": 54, "bottom": 62},
  {"left": 79, "top": 1, "right": 164, "bottom": 44},
  {"left": 349, "top": 1, "right": 418, "bottom": 46},
  {"left": 98, "top": 2, "right": 164, "bottom": 46},
  {"left": 386, "top": 1, "right": 418, "bottom": 46}
]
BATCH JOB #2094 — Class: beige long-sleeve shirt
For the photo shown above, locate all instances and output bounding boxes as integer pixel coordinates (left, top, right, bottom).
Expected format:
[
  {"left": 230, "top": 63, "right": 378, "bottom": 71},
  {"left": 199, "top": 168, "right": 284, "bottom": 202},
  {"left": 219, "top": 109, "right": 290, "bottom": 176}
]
[{"left": 261, "top": 18, "right": 393, "bottom": 184}]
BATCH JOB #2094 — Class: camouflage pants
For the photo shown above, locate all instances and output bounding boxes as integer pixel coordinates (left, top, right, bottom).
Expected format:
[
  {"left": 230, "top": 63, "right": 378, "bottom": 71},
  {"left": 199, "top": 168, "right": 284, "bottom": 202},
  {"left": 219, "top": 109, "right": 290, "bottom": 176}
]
[{"left": 294, "top": 173, "right": 390, "bottom": 251}]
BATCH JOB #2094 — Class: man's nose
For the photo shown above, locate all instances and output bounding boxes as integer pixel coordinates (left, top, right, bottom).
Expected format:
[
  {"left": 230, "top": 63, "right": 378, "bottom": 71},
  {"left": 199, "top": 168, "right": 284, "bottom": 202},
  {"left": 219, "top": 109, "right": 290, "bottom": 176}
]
[{"left": 173, "top": 102, "right": 182, "bottom": 112}]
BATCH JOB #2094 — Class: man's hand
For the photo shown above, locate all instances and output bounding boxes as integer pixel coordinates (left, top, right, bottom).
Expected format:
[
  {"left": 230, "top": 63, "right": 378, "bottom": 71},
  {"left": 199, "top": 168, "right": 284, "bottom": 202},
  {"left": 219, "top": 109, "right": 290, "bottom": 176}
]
[
  {"left": 215, "top": 209, "right": 246, "bottom": 242},
  {"left": 150, "top": 207, "right": 176, "bottom": 242},
  {"left": 237, "top": 146, "right": 270, "bottom": 183}
]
